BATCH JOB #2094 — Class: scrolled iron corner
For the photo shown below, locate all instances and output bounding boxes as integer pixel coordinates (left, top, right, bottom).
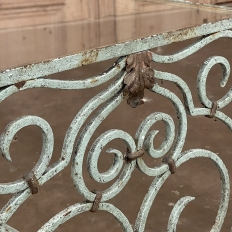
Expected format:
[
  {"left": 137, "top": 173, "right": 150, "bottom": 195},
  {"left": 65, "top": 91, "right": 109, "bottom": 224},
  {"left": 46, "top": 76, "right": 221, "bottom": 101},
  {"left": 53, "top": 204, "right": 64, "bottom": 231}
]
[
  {"left": 0, "top": 27, "right": 232, "bottom": 232},
  {"left": 123, "top": 51, "right": 155, "bottom": 108}
]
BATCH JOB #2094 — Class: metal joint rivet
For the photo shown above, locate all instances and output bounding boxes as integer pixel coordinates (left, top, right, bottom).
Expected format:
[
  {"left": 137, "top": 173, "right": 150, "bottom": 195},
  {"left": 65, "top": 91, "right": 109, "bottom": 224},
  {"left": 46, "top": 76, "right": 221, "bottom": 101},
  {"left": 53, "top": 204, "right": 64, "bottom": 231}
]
[
  {"left": 22, "top": 171, "right": 39, "bottom": 194},
  {"left": 90, "top": 189, "right": 102, "bottom": 213},
  {"left": 206, "top": 101, "right": 218, "bottom": 118},
  {"left": 162, "top": 157, "right": 176, "bottom": 174},
  {"left": 125, "top": 149, "right": 144, "bottom": 161}
]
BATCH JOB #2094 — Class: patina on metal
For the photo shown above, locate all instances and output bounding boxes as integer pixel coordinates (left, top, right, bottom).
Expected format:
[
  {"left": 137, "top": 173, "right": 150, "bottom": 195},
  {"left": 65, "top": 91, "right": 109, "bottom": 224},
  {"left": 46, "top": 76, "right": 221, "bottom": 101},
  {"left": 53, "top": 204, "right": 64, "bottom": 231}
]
[
  {"left": 0, "top": 17, "right": 231, "bottom": 232},
  {"left": 125, "top": 149, "right": 145, "bottom": 162},
  {"left": 14, "top": 81, "right": 26, "bottom": 90},
  {"left": 22, "top": 171, "right": 39, "bottom": 195},
  {"left": 206, "top": 101, "right": 218, "bottom": 118},
  {"left": 162, "top": 156, "right": 176, "bottom": 174},
  {"left": 89, "top": 190, "right": 102, "bottom": 213},
  {"left": 123, "top": 51, "right": 155, "bottom": 108}
]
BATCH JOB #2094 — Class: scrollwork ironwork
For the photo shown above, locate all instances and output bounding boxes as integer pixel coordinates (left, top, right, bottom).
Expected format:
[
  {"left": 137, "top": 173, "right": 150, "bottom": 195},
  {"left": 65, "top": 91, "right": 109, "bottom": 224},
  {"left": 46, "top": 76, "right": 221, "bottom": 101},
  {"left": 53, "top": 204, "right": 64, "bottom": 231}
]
[{"left": 0, "top": 26, "right": 232, "bottom": 232}]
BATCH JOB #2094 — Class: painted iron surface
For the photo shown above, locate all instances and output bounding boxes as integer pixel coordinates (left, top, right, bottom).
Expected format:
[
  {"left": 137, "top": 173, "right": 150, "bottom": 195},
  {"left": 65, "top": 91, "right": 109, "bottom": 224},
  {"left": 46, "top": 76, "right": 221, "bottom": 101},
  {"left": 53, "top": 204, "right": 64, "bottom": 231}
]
[{"left": 0, "top": 20, "right": 232, "bottom": 231}]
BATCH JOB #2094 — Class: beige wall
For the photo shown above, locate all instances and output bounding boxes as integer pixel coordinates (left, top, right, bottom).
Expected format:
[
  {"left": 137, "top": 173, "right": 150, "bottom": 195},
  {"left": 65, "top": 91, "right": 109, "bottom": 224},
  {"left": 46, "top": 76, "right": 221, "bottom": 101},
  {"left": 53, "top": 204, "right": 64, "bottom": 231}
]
[{"left": 0, "top": 0, "right": 230, "bottom": 70}]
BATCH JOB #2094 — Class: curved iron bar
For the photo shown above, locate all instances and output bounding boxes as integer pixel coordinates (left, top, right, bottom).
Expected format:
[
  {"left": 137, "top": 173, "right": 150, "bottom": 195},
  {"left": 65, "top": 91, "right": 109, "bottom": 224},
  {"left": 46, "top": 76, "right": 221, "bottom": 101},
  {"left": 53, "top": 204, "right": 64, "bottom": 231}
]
[
  {"left": 0, "top": 71, "right": 127, "bottom": 223},
  {"left": 152, "top": 30, "right": 232, "bottom": 63},
  {"left": 38, "top": 202, "right": 133, "bottom": 232},
  {"left": 72, "top": 91, "right": 137, "bottom": 202},
  {"left": 0, "top": 116, "right": 54, "bottom": 194},
  {"left": 135, "top": 84, "right": 187, "bottom": 176},
  {"left": 0, "top": 22, "right": 232, "bottom": 232},
  {"left": 167, "top": 196, "right": 195, "bottom": 232},
  {"left": 134, "top": 150, "right": 230, "bottom": 232},
  {"left": 0, "top": 19, "right": 231, "bottom": 87}
]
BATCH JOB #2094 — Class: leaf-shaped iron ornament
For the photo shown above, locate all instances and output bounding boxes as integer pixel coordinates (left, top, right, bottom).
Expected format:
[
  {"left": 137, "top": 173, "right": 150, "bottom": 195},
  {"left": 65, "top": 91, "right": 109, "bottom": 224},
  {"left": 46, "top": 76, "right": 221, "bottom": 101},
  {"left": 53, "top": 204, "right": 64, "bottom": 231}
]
[{"left": 123, "top": 51, "right": 155, "bottom": 108}]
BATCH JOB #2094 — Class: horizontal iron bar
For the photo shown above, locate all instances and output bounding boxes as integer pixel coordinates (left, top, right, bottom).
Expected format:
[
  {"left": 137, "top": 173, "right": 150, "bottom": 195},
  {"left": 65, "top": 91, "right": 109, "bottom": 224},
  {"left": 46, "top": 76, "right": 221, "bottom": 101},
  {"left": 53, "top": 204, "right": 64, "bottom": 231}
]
[{"left": 0, "top": 18, "right": 231, "bottom": 88}]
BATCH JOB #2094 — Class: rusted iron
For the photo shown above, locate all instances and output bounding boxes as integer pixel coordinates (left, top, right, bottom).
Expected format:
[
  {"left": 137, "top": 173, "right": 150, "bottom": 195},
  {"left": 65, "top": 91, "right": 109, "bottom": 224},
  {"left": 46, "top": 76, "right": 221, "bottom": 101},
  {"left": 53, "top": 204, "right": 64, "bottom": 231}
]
[
  {"left": 0, "top": 19, "right": 232, "bottom": 88},
  {"left": 123, "top": 51, "right": 155, "bottom": 108},
  {"left": 162, "top": 156, "right": 176, "bottom": 174},
  {"left": 0, "top": 12, "right": 231, "bottom": 232},
  {"left": 90, "top": 190, "right": 102, "bottom": 213},
  {"left": 14, "top": 81, "right": 26, "bottom": 89},
  {"left": 63, "top": 210, "right": 71, "bottom": 217},
  {"left": 125, "top": 149, "right": 145, "bottom": 161},
  {"left": 22, "top": 171, "right": 39, "bottom": 195},
  {"left": 81, "top": 50, "right": 99, "bottom": 66},
  {"left": 206, "top": 101, "right": 218, "bottom": 118}
]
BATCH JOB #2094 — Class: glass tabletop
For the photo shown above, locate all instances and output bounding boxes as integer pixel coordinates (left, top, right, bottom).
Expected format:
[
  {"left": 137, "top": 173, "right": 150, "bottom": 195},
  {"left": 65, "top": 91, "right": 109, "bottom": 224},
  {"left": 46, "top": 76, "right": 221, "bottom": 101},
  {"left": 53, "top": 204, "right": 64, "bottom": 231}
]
[
  {"left": 0, "top": 0, "right": 231, "bottom": 71},
  {"left": 181, "top": 0, "right": 231, "bottom": 5}
]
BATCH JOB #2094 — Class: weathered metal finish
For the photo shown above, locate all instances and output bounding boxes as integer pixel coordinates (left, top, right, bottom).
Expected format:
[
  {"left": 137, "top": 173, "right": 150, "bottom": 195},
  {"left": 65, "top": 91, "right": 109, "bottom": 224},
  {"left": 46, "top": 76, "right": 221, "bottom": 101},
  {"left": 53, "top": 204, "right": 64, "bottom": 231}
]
[
  {"left": 167, "top": 196, "right": 195, "bottom": 232},
  {"left": 123, "top": 51, "right": 155, "bottom": 108},
  {"left": 38, "top": 203, "right": 133, "bottom": 232},
  {"left": 0, "top": 19, "right": 232, "bottom": 88},
  {"left": 125, "top": 149, "right": 145, "bottom": 161},
  {"left": 206, "top": 101, "right": 218, "bottom": 118},
  {"left": 89, "top": 190, "right": 102, "bottom": 213},
  {"left": 22, "top": 171, "right": 39, "bottom": 195},
  {"left": 162, "top": 156, "right": 176, "bottom": 174},
  {"left": 134, "top": 150, "right": 230, "bottom": 232},
  {"left": 0, "top": 224, "right": 19, "bottom": 232},
  {"left": 0, "top": 20, "right": 232, "bottom": 231}
]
